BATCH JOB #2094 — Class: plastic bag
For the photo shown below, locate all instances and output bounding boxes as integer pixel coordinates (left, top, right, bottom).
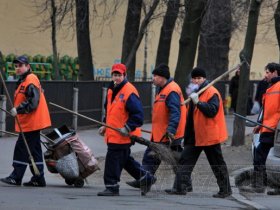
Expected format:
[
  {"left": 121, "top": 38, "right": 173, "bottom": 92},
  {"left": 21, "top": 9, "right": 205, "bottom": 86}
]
[
  {"left": 56, "top": 152, "right": 79, "bottom": 179},
  {"left": 252, "top": 134, "right": 260, "bottom": 158},
  {"left": 67, "top": 135, "right": 99, "bottom": 178},
  {"left": 251, "top": 101, "right": 260, "bottom": 115}
]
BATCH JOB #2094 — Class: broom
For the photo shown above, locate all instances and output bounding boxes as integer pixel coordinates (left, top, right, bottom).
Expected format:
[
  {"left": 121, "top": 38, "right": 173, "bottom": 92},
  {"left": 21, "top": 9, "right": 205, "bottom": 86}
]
[
  {"left": 49, "top": 102, "right": 177, "bottom": 170},
  {"left": 0, "top": 72, "right": 40, "bottom": 175}
]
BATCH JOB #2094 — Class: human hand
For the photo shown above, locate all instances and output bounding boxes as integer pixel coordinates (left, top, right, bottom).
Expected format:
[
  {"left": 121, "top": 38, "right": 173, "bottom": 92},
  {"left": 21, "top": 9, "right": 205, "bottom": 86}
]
[
  {"left": 129, "top": 135, "right": 137, "bottom": 145},
  {"left": 10, "top": 107, "right": 17, "bottom": 117},
  {"left": 190, "top": 93, "right": 199, "bottom": 104},
  {"left": 98, "top": 126, "right": 105, "bottom": 136},
  {"left": 119, "top": 126, "right": 130, "bottom": 136},
  {"left": 165, "top": 131, "right": 175, "bottom": 142},
  {"left": 253, "top": 125, "right": 261, "bottom": 134}
]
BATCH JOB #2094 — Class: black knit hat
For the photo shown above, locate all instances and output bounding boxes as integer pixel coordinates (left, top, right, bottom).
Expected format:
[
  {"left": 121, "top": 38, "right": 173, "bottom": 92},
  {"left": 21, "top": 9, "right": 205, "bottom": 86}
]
[
  {"left": 191, "top": 67, "right": 206, "bottom": 78},
  {"left": 152, "top": 63, "right": 170, "bottom": 79}
]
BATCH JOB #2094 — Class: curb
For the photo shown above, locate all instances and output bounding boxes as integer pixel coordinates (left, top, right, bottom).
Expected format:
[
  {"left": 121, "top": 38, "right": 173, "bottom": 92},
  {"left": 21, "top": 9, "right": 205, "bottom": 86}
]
[{"left": 230, "top": 168, "right": 268, "bottom": 210}]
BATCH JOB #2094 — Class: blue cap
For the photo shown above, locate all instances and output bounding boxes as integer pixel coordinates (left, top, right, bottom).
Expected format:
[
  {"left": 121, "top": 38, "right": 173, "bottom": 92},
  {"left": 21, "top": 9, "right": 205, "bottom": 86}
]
[{"left": 13, "top": 55, "right": 29, "bottom": 64}]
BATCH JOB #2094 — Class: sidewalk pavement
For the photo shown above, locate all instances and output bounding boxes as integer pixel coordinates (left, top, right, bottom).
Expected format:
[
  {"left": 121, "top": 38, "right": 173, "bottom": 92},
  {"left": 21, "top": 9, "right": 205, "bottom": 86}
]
[{"left": 0, "top": 114, "right": 278, "bottom": 210}]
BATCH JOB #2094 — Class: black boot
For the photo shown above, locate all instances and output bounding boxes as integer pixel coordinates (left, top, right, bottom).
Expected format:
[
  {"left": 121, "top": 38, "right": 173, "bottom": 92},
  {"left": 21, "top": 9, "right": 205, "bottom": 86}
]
[
  {"left": 212, "top": 191, "right": 232, "bottom": 198},
  {"left": 267, "top": 188, "right": 280, "bottom": 195},
  {"left": 139, "top": 175, "right": 157, "bottom": 196},
  {"left": 126, "top": 180, "right": 140, "bottom": 188},
  {"left": 165, "top": 188, "right": 187, "bottom": 195},
  {"left": 0, "top": 177, "right": 21, "bottom": 186},
  {"left": 97, "top": 189, "right": 119, "bottom": 196}
]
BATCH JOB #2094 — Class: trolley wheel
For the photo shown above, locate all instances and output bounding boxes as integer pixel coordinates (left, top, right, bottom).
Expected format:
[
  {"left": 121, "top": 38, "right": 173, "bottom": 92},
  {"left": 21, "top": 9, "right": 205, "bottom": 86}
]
[
  {"left": 65, "top": 179, "right": 74, "bottom": 186},
  {"left": 74, "top": 178, "right": 84, "bottom": 188}
]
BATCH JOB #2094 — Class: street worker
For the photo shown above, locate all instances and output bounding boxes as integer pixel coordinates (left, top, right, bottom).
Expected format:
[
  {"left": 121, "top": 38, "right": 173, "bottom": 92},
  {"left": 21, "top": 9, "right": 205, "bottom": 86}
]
[
  {"left": 97, "top": 63, "right": 156, "bottom": 196},
  {"left": 240, "top": 62, "right": 280, "bottom": 194},
  {"left": 126, "top": 63, "right": 187, "bottom": 190},
  {"left": 165, "top": 67, "right": 232, "bottom": 198},
  {"left": 0, "top": 55, "right": 51, "bottom": 187}
]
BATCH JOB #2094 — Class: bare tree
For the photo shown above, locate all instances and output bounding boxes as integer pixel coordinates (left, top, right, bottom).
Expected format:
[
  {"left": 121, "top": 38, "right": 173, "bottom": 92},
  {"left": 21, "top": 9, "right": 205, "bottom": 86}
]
[
  {"left": 275, "top": 0, "right": 280, "bottom": 62},
  {"left": 31, "top": 0, "right": 72, "bottom": 79},
  {"left": 232, "top": 0, "right": 263, "bottom": 146},
  {"left": 197, "top": 0, "right": 232, "bottom": 80},
  {"left": 124, "top": 0, "right": 160, "bottom": 81},
  {"left": 121, "top": 0, "right": 143, "bottom": 80},
  {"left": 155, "top": 0, "right": 180, "bottom": 67},
  {"left": 50, "top": 0, "right": 60, "bottom": 79},
  {"left": 76, "top": 0, "right": 94, "bottom": 80},
  {"left": 174, "top": 0, "right": 206, "bottom": 97}
]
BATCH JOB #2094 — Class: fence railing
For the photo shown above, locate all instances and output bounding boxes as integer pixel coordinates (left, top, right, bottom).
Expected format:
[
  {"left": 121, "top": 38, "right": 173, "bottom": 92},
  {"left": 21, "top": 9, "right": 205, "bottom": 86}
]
[{"left": 0, "top": 80, "right": 260, "bottom": 135}]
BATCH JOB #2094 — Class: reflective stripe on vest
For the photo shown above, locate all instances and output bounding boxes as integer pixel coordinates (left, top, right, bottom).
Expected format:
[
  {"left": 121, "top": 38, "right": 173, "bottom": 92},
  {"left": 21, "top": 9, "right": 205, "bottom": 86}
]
[
  {"left": 193, "top": 86, "right": 228, "bottom": 146},
  {"left": 14, "top": 73, "right": 51, "bottom": 132},
  {"left": 152, "top": 81, "right": 186, "bottom": 143},
  {"left": 105, "top": 82, "right": 141, "bottom": 144}
]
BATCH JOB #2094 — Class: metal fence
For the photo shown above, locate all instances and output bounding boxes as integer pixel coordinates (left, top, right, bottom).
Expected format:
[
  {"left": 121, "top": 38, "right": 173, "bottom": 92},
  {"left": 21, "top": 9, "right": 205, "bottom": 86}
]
[
  {"left": 0, "top": 81, "right": 153, "bottom": 132},
  {"left": 0, "top": 80, "right": 259, "bottom": 132}
]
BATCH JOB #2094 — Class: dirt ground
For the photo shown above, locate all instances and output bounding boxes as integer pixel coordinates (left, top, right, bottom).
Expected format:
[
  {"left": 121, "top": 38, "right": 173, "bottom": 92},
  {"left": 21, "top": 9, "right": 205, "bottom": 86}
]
[{"left": 89, "top": 134, "right": 253, "bottom": 192}]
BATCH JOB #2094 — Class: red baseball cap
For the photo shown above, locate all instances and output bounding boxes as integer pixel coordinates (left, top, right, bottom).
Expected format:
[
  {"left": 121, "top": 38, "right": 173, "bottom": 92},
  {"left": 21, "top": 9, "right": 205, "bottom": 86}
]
[{"left": 111, "top": 63, "right": 126, "bottom": 75}]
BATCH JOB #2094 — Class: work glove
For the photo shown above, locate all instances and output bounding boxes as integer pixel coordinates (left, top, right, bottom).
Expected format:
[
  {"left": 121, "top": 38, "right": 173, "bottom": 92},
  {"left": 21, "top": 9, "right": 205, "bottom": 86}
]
[
  {"left": 98, "top": 126, "right": 105, "bottom": 136},
  {"left": 10, "top": 107, "right": 17, "bottom": 117},
  {"left": 119, "top": 125, "right": 130, "bottom": 136},
  {"left": 189, "top": 93, "right": 199, "bottom": 104},
  {"left": 129, "top": 135, "right": 137, "bottom": 145},
  {"left": 165, "top": 131, "right": 175, "bottom": 142}
]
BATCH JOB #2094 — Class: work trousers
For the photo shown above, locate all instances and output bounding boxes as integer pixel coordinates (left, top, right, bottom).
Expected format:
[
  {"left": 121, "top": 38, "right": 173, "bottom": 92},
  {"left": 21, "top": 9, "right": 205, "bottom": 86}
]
[
  {"left": 142, "top": 143, "right": 182, "bottom": 175},
  {"left": 252, "top": 142, "right": 273, "bottom": 187},
  {"left": 104, "top": 144, "right": 150, "bottom": 192},
  {"left": 174, "top": 143, "right": 231, "bottom": 193},
  {"left": 10, "top": 130, "right": 44, "bottom": 183}
]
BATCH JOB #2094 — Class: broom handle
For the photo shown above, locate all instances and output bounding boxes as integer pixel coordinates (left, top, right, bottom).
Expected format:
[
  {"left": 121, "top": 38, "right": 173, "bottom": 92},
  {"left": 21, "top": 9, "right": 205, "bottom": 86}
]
[
  {"left": 0, "top": 129, "right": 18, "bottom": 136},
  {"left": 0, "top": 107, "right": 55, "bottom": 145},
  {"left": 49, "top": 102, "right": 151, "bottom": 146},
  {"left": 0, "top": 72, "right": 40, "bottom": 175},
  {"left": 182, "top": 63, "right": 242, "bottom": 105},
  {"left": 49, "top": 102, "right": 122, "bottom": 133}
]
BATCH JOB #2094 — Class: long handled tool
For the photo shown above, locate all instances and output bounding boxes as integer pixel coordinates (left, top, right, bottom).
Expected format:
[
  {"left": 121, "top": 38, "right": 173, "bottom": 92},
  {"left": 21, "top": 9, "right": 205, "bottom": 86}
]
[
  {"left": 233, "top": 112, "right": 276, "bottom": 132},
  {"left": 0, "top": 107, "right": 55, "bottom": 143},
  {"left": 182, "top": 63, "right": 243, "bottom": 105},
  {"left": 0, "top": 129, "right": 18, "bottom": 136},
  {"left": 49, "top": 102, "right": 177, "bottom": 169},
  {"left": 49, "top": 102, "right": 151, "bottom": 145},
  {"left": 0, "top": 73, "right": 40, "bottom": 175}
]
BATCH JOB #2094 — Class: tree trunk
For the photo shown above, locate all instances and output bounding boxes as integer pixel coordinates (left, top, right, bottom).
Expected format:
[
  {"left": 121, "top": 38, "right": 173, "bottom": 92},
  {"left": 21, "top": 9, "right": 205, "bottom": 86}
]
[
  {"left": 274, "top": 0, "right": 280, "bottom": 62},
  {"left": 0, "top": 51, "right": 6, "bottom": 82},
  {"left": 121, "top": 0, "right": 142, "bottom": 81},
  {"left": 50, "top": 0, "right": 60, "bottom": 80},
  {"left": 155, "top": 0, "right": 180, "bottom": 67},
  {"left": 124, "top": 0, "right": 160, "bottom": 81},
  {"left": 174, "top": 0, "right": 206, "bottom": 96},
  {"left": 232, "top": 0, "right": 262, "bottom": 146},
  {"left": 197, "top": 0, "right": 232, "bottom": 81},
  {"left": 76, "top": 0, "right": 94, "bottom": 80}
]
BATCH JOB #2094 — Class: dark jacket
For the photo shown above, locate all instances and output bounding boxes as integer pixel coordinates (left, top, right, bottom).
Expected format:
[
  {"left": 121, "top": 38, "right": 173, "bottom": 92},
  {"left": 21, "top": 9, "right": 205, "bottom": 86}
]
[{"left": 15, "top": 70, "right": 40, "bottom": 114}]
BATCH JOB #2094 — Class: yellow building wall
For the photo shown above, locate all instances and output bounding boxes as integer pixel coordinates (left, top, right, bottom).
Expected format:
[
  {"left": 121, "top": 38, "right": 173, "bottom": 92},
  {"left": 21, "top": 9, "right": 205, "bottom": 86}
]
[{"left": 0, "top": 0, "right": 278, "bottom": 80}]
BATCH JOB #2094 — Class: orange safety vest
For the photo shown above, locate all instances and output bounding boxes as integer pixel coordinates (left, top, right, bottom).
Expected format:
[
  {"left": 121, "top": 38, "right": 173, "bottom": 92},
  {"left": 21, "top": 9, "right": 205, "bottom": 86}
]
[
  {"left": 191, "top": 86, "right": 228, "bottom": 146},
  {"left": 152, "top": 81, "right": 186, "bottom": 143},
  {"left": 260, "top": 81, "right": 280, "bottom": 133},
  {"left": 105, "top": 82, "right": 141, "bottom": 144},
  {"left": 14, "top": 73, "right": 51, "bottom": 132}
]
